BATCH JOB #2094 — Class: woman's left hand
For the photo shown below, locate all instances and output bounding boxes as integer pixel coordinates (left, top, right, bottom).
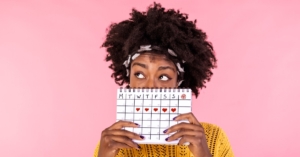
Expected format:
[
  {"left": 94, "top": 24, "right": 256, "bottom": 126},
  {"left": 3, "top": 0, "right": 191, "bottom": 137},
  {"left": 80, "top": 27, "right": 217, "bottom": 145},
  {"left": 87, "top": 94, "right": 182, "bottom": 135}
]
[{"left": 164, "top": 112, "right": 212, "bottom": 157}]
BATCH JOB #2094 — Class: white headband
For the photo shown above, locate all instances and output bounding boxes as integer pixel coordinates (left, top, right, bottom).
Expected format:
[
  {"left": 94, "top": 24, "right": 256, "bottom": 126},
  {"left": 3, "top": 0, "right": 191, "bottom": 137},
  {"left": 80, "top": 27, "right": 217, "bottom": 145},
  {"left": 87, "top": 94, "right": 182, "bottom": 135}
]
[{"left": 123, "top": 45, "right": 185, "bottom": 86}]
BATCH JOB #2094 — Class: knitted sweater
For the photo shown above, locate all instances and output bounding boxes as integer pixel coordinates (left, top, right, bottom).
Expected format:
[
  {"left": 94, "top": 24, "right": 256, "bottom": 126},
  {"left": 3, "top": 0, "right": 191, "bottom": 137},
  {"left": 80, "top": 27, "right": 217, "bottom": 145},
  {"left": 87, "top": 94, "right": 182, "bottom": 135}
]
[{"left": 94, "top": 122, "right": 234, "bottom": 157}]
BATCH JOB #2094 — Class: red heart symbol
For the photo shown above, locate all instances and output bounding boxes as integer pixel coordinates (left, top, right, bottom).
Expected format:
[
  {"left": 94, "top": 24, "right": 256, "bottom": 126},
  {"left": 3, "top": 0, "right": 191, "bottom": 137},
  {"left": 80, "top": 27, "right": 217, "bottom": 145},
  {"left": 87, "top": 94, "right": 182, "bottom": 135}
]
[
  {"left": 162, "top": 108, "right": 167, "bottom": 112},
  {"left": 136, "top": 108, "right": 140, "bottom": 111},
  {"left": 171, "top": 108, "right": 176, "bottom": 112},
  {"left": 145, "top": 108, "right": 149, "bottom": 111},
  {"left": 153, "top": 108, "right": 158, "bottom": 112}
]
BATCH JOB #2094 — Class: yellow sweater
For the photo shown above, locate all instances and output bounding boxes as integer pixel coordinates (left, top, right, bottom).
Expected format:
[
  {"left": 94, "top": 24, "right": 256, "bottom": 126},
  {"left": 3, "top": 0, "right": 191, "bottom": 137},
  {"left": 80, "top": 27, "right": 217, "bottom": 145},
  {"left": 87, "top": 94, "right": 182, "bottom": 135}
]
[{"left": 94, "top": 122, "right": 234, "bottom": 157}]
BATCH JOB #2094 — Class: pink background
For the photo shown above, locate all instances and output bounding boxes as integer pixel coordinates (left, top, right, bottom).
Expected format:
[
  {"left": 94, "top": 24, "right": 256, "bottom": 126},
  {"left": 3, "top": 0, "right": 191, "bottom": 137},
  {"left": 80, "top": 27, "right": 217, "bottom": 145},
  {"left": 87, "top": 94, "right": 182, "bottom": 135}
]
[{"left": 1, "top": 0, "right": 299, "bottom": 157}]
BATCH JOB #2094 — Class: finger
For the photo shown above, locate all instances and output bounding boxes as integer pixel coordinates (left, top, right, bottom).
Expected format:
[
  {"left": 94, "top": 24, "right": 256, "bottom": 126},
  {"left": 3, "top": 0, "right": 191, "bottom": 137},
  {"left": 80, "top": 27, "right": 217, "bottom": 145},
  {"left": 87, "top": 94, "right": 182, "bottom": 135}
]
[
  {"left": 177, "top": 135, "right": 204, "bottom": 146},
  {"left": 108, "top": 120, "right": 140, "bottom": 130},
  {"left": 167, "top": 130, "right": 202, "bottom": 142},
  {"left": 104, "top": 135, "right": 140, "bottom": 149},
  {"left": 105, "top": 129, "right": 144, "bottom": 140},
  {"left": 173, "top": 112, "right": 201, "bottom": 125},
  {"left": 108, "top": 141, "right": 132, "bottom": 150},
  {"left": 164, "top": 123, "right": 203, "bottom": 134}
]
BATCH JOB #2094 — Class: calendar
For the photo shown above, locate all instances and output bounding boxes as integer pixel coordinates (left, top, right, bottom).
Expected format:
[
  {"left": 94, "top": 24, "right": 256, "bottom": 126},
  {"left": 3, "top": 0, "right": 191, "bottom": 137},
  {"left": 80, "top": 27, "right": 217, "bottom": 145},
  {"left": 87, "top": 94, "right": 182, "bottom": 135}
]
[{"left": 116, "top": 88, "right": 192, "bottom": 144}]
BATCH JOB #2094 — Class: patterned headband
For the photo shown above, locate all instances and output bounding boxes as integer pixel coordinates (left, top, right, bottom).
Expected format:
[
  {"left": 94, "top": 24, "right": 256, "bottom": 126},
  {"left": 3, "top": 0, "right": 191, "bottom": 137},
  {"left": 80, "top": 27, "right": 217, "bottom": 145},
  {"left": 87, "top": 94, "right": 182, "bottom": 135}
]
[{"left": 123, "top": 45, "right": 184, "bottom": 86}]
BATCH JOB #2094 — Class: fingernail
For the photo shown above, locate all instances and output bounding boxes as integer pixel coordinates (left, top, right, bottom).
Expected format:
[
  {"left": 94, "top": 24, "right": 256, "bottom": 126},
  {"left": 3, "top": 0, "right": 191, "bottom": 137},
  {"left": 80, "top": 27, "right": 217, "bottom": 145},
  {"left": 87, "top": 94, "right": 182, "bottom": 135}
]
[
  {"left": 135, "top": 123, "right": 140, "bottom": 126},
  {"left": 173, "top": 116, "right": 177, "bottom": 120},
  {"left": 140, "top": 135, "right": 144, "bottom": 139},
  {"left": 165, "top": 137, "right": 169, "bottom": 141},
  {"left": 163, "top": 129, "right": 168, "bottom": 133}
]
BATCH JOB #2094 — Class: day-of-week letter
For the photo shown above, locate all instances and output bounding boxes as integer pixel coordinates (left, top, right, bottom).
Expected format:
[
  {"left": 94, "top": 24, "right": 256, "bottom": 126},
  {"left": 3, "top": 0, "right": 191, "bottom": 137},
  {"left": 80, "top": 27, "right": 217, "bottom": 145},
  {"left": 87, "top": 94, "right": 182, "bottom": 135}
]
[{"left": 136, "top": 94, "right": 142, "bottom": 99}]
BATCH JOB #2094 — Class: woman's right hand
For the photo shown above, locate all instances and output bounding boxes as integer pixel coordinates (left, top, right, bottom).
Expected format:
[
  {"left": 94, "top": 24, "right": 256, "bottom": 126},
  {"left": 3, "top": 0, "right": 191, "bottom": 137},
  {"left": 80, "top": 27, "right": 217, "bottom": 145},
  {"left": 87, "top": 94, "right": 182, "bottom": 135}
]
[{"left": 97, "top": 120, "right": 144, "bottom": 157}]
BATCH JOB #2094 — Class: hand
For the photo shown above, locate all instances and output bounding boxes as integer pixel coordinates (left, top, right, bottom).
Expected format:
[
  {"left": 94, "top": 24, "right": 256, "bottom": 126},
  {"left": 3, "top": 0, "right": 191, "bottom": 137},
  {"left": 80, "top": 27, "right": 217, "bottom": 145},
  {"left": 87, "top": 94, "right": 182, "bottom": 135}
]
[
  {"left": 164, "top": 113, "right": 212, "bottom": 157},
  {"left": 98, "top": 120, "right": 144, "bottom": 157}
]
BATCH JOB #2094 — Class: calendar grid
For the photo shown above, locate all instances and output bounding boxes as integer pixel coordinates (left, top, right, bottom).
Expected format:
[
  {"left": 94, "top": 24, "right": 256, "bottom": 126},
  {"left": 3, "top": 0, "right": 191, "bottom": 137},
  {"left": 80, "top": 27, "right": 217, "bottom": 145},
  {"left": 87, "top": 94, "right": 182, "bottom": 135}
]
[{"left": 116, "top": 88, "right": 192, "bottom": 143}]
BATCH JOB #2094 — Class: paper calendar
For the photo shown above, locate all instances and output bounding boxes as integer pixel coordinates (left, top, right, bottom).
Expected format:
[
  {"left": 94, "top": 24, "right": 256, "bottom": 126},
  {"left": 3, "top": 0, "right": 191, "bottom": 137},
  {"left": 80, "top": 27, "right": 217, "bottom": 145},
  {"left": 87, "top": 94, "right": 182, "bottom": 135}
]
[{"left": 116, "top": 88, "right": 192, "bottom": 144}]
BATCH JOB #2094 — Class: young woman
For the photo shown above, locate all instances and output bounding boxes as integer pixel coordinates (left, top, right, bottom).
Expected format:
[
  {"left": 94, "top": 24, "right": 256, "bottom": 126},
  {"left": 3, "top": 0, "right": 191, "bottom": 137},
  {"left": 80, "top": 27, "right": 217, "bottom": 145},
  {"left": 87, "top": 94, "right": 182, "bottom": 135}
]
[{"left": 94, "top": 3, "right": 234, "bottom": 157}]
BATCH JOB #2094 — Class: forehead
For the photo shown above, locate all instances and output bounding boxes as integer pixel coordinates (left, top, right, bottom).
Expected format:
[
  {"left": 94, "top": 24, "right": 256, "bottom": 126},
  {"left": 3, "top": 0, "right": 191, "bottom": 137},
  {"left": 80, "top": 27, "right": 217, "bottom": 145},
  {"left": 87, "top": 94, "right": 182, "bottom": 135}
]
[{"left": 132, "top": 52, "right": 175, "bottom": 65}]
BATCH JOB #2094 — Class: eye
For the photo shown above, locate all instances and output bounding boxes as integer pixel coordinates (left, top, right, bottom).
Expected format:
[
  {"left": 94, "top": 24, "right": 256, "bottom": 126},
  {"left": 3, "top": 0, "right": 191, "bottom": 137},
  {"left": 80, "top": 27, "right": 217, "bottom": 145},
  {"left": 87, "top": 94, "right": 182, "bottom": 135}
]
[
  {"left": 134, "top": 72, "right": 145, "bottom": 79},
  {"left": 159, "top": 75, "right": 170, "bottom": 81}
]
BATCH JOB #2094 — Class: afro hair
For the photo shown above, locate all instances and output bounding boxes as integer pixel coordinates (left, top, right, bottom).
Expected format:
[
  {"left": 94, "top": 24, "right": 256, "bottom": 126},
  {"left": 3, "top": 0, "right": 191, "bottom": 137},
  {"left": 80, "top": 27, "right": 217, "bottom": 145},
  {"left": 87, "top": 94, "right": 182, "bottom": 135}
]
[{"left": 102, "top": 2, "right": 217, "bottom": 97}]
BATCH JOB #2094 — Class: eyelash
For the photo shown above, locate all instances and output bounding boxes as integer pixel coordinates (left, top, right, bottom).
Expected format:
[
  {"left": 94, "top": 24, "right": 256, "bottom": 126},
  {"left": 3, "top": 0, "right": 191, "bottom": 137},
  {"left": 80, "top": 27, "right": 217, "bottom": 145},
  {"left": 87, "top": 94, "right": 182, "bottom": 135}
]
[
  {"left": 134, "top": 72, "right": 172, "bottom": 81},
  {"left": 134, "top": 72, "right": 145, "bottom": 79},
  {"left": 159, "top": 75, "right": 172, "bottom": 81}
]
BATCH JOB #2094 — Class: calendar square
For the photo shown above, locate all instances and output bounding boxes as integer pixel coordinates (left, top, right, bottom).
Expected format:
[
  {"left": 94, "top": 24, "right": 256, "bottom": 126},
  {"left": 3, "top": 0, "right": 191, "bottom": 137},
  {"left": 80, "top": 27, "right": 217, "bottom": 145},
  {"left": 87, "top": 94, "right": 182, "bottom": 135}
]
[
  {"left": 152, "top": 100, "right": 160, "bottom": 106},
  {"left": 144, "top": 99, "right": 152, "bottom": 106},
  {"left": 126, "top": 106, "right": 134, "bottom": 113},
  {"left": 152, "top": 107, "right": 160, "bottom": 113},
  {"left": 179, "top": 100, "right": 190, "bottom": 106},
  {"left": 151, "top": 120, "right": 160, "bottom": 127},
  {"left": 134, "top": 107, "right": 142, "bottom": 113},
  {"left": 161, "top": 114, "right": 169, "bottom": 120},
  {"left": 160, "top": 121, "right": 169, "bottom": 127},
  {"left": 170, "top": 100, "right": 178, "bottom": 106},
  {"left": 143, "top": 121, "right": 151, "bottom": 127},
  {"left": 126, "top": 99, "right": 134, "bottom": 105},
  {"left": 117, "top": 106, "right": 125, "bottom": 112},
  {"left": 142, "top": 114, "right": 152, "bottom": 121},
  {"left": 125, "top": 113, "right": 133, "bottom": 120},
  {"left": 134, "top": 113, "right": 142, "bottom": 120},
  {"left": 161, "top": 100, "right": 169, "bottom": 106},
  {"left": 178, "top": 107, "right": 191, "bottom": 114},
  {"left": 162, "top": 107, "right": 170, "bottom": 113},
  {"left": 151, "top": 114, "right": 160, "bottom": 120},
  {"left": 142, "top": 128, "right": 151, "bottom": 134},
  {"left": 143, "top": 107, "right": 152, "bottom": 113},
  {"left": 151, "top": 128, "right": 159, "bottom": 134},
  {"left": 117, "top": 99, "right": 125, "bottom": 105},
  {"left": 135, "top": 100, "right": 143, "bottom": 106}
]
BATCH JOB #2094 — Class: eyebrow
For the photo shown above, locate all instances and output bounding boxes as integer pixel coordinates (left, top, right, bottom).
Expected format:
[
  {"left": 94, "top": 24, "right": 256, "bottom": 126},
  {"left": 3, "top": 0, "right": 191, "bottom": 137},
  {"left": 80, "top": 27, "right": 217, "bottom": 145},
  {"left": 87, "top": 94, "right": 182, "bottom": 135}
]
[
  {"left": 132, "top": 62, "right": 176, "bottom": 72},
  {"left": 132, "top": 62, "right": 147, "bottom": 69},
  {"left": 158, "top": 66, "right": 176, "bottom": 72}
]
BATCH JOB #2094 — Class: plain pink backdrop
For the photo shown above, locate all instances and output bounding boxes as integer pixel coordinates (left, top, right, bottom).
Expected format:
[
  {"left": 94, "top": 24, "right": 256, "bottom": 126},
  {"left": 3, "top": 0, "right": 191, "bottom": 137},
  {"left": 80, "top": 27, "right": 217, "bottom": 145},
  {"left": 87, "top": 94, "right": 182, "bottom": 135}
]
[{"left": 1, "top": 0, "right": 300, "bottom": 157}]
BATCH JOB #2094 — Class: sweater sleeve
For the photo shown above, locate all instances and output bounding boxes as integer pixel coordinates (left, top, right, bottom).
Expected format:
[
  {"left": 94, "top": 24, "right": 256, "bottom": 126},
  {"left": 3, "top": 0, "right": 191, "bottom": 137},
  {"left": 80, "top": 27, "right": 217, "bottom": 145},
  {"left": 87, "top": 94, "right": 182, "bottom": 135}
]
[
  {"left": 212, "top": 126, "right": 234, "bottom": 157},
  {"left": 93, "top": 142, "right": 100, "bottom": 157}
]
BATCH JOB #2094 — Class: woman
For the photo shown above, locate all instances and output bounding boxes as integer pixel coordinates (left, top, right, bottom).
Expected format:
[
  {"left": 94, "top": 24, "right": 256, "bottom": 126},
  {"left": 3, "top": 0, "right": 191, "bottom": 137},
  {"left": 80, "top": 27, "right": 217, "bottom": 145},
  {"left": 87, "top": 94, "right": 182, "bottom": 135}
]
[{"left": 94, "top": 3, "right": 234, "bottom": 157}]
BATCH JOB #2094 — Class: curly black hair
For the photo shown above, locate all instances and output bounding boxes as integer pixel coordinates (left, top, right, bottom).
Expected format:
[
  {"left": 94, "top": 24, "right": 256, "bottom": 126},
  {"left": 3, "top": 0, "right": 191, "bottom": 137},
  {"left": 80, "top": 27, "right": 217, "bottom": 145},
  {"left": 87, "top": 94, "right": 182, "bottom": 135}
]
[{"left": 102, "top": 2, "right": 217, "bottom": 98}]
